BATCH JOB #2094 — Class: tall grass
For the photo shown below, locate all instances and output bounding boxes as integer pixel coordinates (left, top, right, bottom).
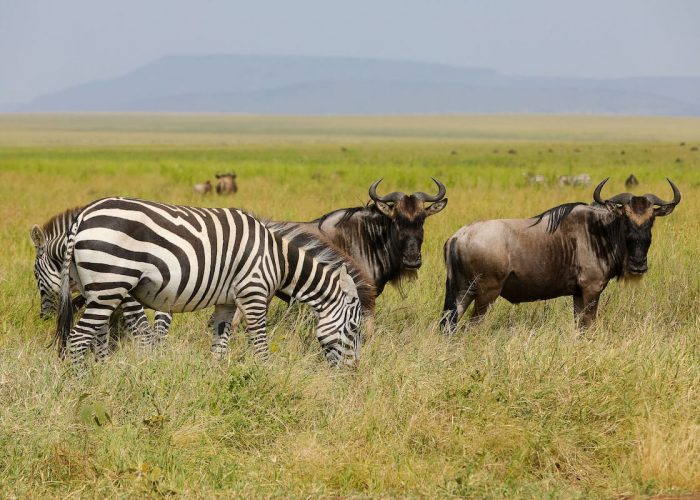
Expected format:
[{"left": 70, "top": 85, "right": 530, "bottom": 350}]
[{"left": 0, "top": 115, "right": 699, "bottom": 497}]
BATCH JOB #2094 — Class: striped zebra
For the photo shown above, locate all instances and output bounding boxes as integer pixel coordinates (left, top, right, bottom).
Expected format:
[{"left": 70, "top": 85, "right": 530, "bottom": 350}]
[
  {"left": 30, "top": 207, "right": 173, "bottom": 345},
  {"left": 55, "top": 197, "right": 374, "bottom": 366}
]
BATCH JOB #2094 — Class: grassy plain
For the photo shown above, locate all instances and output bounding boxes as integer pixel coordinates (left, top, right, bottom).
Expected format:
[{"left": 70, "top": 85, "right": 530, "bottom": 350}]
[{"left": 0, "top": 114, "right": 699, "bottom": 498}]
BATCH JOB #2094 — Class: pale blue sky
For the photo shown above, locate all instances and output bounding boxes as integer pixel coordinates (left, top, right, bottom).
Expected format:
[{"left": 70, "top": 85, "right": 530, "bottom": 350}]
[{"left": 1, "top": 0, "right": 699, "bottom": 103}]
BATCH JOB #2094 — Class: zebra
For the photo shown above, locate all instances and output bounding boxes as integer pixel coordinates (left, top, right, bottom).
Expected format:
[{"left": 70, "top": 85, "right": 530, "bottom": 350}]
[
  {"left": 55, "top": 197, "right": 374, "bottom": 366},
  {"left": 30, "top": 207, "right": 173, "bottom": 345}
]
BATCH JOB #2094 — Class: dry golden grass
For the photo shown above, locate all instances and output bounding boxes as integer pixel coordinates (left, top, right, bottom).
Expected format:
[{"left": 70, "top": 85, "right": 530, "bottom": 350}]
[{"left": 0, "top": 114, "right": 699, "bottom": 498}]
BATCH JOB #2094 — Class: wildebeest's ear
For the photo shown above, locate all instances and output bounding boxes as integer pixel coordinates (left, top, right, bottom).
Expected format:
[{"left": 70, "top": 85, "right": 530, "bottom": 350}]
[
  {"left": 338, "top": 265, "right": 359, "bottom": 299},
  {"left": 654, "top": 204, "right": 676, "bottom": 217},
  {"left": 30, "top": 225, "right": 46, "bottom": 248},
  {"left": 604, "top": 201, "right": 624, "bottom": 215},
  {"left": 374, "top": 200, "right": 395, "bottom": 218},
  {"left": 425, "top": 198, "right": 448, "bottom": 217}
]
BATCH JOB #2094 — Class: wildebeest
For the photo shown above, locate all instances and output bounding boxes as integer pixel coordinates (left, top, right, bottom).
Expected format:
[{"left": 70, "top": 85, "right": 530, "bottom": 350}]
[
  {"left": 193, "top": 180, "right": 212, "bottom": 194},
  {"left": 440, "top": 178, "right": 681, "bottom": 332},
  {"left": 215, "top": 172, "right": 238, "bottom": 194},
  {"left": 302, "top": 178, "right": 448, "bottom": 294},
  {"left": 625, "top": 174, "right": 639, "bottom": 188}
]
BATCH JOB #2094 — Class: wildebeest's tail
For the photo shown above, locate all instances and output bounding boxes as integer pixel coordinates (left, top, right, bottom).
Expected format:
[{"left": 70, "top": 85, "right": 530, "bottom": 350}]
[
  {"left": 440, "top": 236, "right": 460, "bottom": 334},
  {"left": 54, "top": 220, "right": 78, "bottom": 358}
]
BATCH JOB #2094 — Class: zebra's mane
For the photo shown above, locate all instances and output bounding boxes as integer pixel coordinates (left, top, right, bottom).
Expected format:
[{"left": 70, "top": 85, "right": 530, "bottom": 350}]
[
  {"left": 41, "top": 206, "right": 83, "bottom": 236},
  {"left": 265, "top": 220, "right": 376, "bottom": 312},
  {"left": 529, "top": 202, "right": 587, "bottom": 234}
]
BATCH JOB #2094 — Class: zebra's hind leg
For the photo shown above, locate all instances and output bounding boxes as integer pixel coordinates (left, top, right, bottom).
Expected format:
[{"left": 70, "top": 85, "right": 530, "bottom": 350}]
[
  {"left": 154, "top": 312, "right": 173, "bottom": 342},
  {"left": 210, "top": 304, "right": 237, "bottom": 358},
  {"left": 68, "top": 299, "right": 121, "bottom": 365},
  {"left": 120, "top": 296, "right": 156, "bottom": 351}
]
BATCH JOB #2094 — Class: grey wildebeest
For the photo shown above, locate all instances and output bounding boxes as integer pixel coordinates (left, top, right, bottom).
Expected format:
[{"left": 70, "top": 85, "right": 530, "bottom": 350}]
[
  {"left": 440, "top": 178, "right": 680, "bottom": 332},
  {"left": 625, "top": 174, "right": 639, "bottom": 189},
  {"left": 193, "top": 180, "right": 212, "bottom": 195},
  {"left": 214, "top": 178, "right": 448, "bottom": 347}
]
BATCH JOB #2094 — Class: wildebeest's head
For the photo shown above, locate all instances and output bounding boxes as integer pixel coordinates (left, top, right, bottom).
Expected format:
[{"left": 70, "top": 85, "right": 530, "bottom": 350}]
[
  {"left": 369, "top": 178, "right": 448, "bottom": 270},
  {"left": 593, "top": 178, "right": 680, "bottom": 275}
]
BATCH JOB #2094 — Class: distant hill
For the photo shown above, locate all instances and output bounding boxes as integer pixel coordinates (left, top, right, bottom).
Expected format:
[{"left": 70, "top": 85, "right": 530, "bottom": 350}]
[{"left": 18, "top": 54, "right": 700, "bottom": 115}]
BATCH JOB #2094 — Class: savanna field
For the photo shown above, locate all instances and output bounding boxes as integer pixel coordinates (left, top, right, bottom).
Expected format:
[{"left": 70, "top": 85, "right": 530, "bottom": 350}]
[{"left": 1, "top": 114, "right": 699, "bottom": 498}]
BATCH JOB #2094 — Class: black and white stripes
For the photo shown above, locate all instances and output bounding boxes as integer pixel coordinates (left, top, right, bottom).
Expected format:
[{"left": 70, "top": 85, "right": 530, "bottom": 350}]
[
  {"left": 30, "top": 207, "right": 172, "bottom": 350},
  {"left": 55, "top": 197, "right": 374, "bottom": 366}
]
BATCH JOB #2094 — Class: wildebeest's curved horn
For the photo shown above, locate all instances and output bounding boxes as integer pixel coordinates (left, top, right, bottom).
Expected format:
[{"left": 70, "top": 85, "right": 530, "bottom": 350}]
[
  {"left": 592, "top": 177, "right": 609, "bottom": 204},
  {"left": 369, "top": 179, "right": 404, "bottom": 203},
  {"left": 645, "top": 178, "right": 681, "bottom": 207},
  {"left": 413, "top": 177, "right": 447, "bottom": 202}
]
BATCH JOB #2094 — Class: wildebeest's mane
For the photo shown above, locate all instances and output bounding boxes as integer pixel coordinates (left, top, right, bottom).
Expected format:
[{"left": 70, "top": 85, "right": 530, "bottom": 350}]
[
  {"left": 41, "top": 206, "right": 83, "bottom": 235},
  {"left": 530, "top": 202, "right": 587, "bottom": 234},
  {"left": 312, "top": 202, "right": 379, "bottom": 230},
  {"left": 265, "top": 220, "right": 376, "bottom": 312}
]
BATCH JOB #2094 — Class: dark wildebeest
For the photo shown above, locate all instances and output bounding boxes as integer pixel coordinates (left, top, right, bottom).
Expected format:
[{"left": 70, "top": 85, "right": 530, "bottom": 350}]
[
  {"left": 625, "top": 174, "right": 639, "bottom": 189},
  {"left": 440, "top": 178, "right": 680, "bottom": 332},
  {"left": 218, "top": 179, "right": 448, "bottom": 341},
  {"left": 215, "top": 173, "right": 237, "bottom": 194},
  {"left": 306, "top": 178, "right": 448, "bottom": 294}
]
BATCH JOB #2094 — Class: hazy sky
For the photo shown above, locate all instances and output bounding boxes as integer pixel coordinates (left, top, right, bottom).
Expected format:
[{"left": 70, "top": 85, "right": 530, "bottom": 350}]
[{"left": 1, "top": 0, "right": 699, "bottom": 103}]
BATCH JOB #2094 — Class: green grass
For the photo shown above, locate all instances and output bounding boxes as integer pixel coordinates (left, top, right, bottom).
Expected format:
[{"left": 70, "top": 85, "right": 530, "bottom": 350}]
[{"left": 0, "top": 115, "right": 699, "bottom": 498}]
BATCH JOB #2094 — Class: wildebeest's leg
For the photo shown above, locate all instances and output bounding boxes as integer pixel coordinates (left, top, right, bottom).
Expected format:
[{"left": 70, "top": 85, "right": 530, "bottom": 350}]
[
  {"left": 210, "top": 304, "right": 237, "bottom": 357},
  {"left": 440, "top": 283, "right": 476, "bottom": 334},
  {"left": 440, "top": 243, "right": 478, "bottom": 334},
  {"left": 470, "top": 278, "right": 503, "bottom": 323},
  {"left": 154, "top": 312, "right": 172, "bottom": 341},
  {"left": 574, "top": 289, "right": 602, "bottom": 329}
]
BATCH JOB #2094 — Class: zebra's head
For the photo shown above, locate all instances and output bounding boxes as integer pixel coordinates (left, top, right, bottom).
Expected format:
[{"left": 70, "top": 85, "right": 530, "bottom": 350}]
[
  {"left": 30, "top": 224, "right": 61, "bottom": 319},
  {"left": 318, "top": 265, "right": 365, "bottom": 367}
]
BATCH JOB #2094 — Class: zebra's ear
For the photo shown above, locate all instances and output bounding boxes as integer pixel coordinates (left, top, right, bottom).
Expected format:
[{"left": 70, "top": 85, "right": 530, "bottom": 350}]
[
  {"left": 30, "top": 225, "right": 46, "bottom": 248},
  {"left": 338, "top": 265, "right": 359, "bottom": 299}
]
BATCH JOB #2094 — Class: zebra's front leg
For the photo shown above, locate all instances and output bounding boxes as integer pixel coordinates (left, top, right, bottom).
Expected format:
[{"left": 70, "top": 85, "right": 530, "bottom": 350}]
[
  {"left": 237, "top": 298, "right": 270, "bottom": 361},
  {"left": 210, "top": 304, "right": 237, "bottom": 358}
]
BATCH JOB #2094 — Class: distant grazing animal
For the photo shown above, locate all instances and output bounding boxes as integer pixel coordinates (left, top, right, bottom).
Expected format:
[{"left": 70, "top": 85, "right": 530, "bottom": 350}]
[
  {"left": 218, "top": 178, "right": 448, "bottom": 344},
  {"left": 30, "top": 207, "right": 172, "bottom": 346},
  {"left": 55, "top": 198, "right": 373, "bottom": 366},
  {"left": 625, "top": 174, "right": 639, "bottom": 189},
  {"left": 193, "top": 180, "right": 212, "bottom": 195},
  {"left": 558, "top": 173, "right": 591, "bottom": 187},
  {"left": 215, "top": 173, "right": 237, "bottom": 194},
  {"left": 440, "top": 178, "right": 680, "bottom": 332},
  {"left": 525, "top": 172, "right": 546, "bottom": 186}
]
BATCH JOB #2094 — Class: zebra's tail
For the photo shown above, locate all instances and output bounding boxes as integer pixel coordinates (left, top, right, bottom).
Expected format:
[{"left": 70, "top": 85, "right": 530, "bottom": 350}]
[{"left": 55, "top": 220, "right": 78, "bottom": 358}]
